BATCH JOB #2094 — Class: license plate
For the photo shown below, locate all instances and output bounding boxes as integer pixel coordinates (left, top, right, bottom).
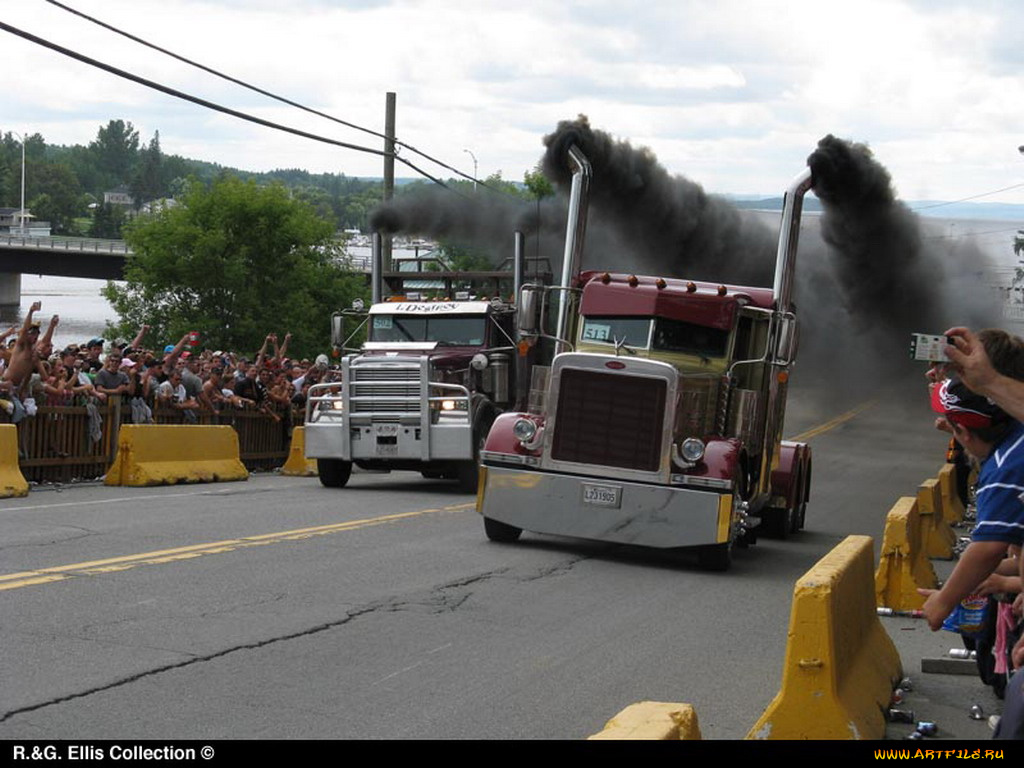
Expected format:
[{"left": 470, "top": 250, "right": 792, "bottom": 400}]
[
  {"left": 376, "top": 443, "right": 398, "bottom": 456},
  {"left": 581, "top": 482, "right": 622, "bottom": 508}
]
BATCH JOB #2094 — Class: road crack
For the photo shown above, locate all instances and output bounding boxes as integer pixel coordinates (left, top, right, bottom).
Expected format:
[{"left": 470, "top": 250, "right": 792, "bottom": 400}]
[{"left": 0, "top": 558, "right": 586, "bottom": 723}]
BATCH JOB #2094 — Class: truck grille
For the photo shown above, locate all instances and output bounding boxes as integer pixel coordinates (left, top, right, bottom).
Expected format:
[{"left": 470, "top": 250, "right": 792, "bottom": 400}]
[
  {"left": 551, "top": 369, "right": 666, "bottom": 472},
  {"left": 349, "top": 362, "right": 421, "bottom": 416}
]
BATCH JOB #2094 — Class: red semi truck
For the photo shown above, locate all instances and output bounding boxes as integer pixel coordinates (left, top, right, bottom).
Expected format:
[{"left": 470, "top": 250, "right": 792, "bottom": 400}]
[{"left": 475, "top": 145, "right": 814, "bottom": 570}]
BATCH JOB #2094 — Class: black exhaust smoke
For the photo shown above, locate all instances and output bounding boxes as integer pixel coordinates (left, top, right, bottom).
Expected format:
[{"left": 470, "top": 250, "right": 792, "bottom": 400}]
[
  {"left": 540, "top": 116, "right": 777, "bottom": 284},
  {"left": 369, "top": 118, "right": 1000, "bottom": 388}
]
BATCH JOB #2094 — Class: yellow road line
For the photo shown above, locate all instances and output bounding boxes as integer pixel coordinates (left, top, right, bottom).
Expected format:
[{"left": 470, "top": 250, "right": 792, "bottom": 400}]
[
  {"left": 787, "top": 400, "right": 877, "bottom": 443},
  {"left": 0, "top": 503, "right": 475, "bottom": 592},
  {"left": 2, "top": 401, "right": 875, "bottom": 593}
]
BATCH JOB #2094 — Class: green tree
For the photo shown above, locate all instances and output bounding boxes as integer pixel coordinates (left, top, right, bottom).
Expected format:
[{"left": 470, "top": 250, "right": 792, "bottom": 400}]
[
  {"left": 27, "top": 163, "right": 83, "bottom": 233},
  {"left": 89, "top": 120, "right": 139, "bottom": 189},
  {"left": 88, "top": 202, "right": 126, "bottom": 238},
  {"left": 103, "top": 176, "right": 367, "bottom": 358},
  {"left": 524, "top": 165, "right": 555, "bottom": 200},
  {"left": 438, "top": 241, "right": 492, "bottom": 271},
  {"left": 130, "top": 131, "right": 165, "bottom": 207}
]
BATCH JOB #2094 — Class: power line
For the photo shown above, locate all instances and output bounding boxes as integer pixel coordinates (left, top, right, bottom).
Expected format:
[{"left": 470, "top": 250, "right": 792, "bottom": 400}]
[
  {"left": 910, "top": 181, "right": 1024, "bottom": 211},
  {"left": 922, "top": 225, "right": 1022, "bottom": 242},
  {"left": 44, "top": 0, "right": 496, "bottom": 192},
  {"left": 0, "top": 19, "right": 457, "bottom": 191}
]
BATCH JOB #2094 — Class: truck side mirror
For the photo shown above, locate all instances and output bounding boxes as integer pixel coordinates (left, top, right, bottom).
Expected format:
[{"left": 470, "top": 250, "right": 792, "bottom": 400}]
[
  {"left": 775, "top": 314, "right": 799, "bottom": 365},
  {"left": 517, "top": 284, "right": 543, "bottom": 337},
  {"left": 331, "top": 313, "right": 345, "bottom": 348}
]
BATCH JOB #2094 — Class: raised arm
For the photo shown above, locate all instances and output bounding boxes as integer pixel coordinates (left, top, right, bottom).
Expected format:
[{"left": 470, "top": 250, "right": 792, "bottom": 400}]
[
  {"left": 945, "top": 327, "right": 1024, "bottom": 423},
  {"left": 129, "top": 324, "right": 150, "bottom": 350}
]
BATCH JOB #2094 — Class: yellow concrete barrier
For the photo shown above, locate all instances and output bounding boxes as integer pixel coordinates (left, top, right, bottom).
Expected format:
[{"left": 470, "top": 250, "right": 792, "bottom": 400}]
[
  {"left": 280, "top": 426, "right": 318, "bottom": 477},
  {"left": 918, "top": 478, "right": 955, "bottom": 559},
  {"left": 0, "top": 424, "right": 28, "bottom": 497},
  {"left": 589, "top": 702, "right": 702, "bottom": 740},
  {"left": 748, "top": 535, "right": 902, "bottom": 740},
  {"left": 874, "top": 496, "right": 938, "bottom": 611},
  {"left": 937, "top": 463, "right": 965, "bottom": 525},
  {"left": 105, "top": 425, "right": 248, "bottom": 486}
]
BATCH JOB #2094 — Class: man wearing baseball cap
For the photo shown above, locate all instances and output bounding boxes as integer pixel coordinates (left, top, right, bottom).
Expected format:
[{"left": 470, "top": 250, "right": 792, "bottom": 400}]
[{"left": 919, "top": 378, "right": 1024, "bottom": 630}]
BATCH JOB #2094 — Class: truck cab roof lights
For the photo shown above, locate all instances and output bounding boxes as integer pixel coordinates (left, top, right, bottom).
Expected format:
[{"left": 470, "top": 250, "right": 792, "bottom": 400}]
[
  {"left": 686, "top": 282, "right": 697, "bottom": 293},
  {"left": 655, "top": 278, "right": 667, "bottom": 290},
  {"left": 717, "top": 285, "right": 728, "bottom": 296},
  {"left": 628, "top": 275, "right": 639, "bottom": 287},
  {"left": 600, "top": 272, "right": 612, "bottom": 284}
]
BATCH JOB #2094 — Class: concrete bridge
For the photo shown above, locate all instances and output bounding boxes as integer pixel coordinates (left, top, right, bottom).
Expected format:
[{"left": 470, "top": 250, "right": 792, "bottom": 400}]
[
  {"left": 0, "top": 235, "right": 376, "bottom": 309},
  {"left": 0, "top": 235, "right": 129, "bottom": 307}
]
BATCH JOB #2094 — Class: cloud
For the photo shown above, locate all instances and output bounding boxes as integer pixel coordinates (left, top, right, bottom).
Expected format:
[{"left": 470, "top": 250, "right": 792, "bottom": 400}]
[{"left": 1, "top": 0, "right": 1022, "bottom": 204}]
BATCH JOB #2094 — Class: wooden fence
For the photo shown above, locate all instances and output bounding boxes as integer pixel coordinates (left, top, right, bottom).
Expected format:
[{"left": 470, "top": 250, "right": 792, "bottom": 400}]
[{"left": 13, "top": 401, "right": 303, "bottom": 483}]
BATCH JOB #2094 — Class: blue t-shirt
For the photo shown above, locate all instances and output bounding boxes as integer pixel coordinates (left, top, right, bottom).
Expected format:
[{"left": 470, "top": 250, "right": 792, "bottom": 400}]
[{"left": 974, "top": 420, "right": 1024, "bottom": 545}]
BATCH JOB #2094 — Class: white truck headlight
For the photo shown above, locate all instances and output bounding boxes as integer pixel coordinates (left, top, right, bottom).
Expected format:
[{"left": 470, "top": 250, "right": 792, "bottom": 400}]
[
  {"left": 513, "top": 418, "right": 537, "bottom": 443},
  {"left": 680, "top": 437, "right": 705, "bottom": 463}
]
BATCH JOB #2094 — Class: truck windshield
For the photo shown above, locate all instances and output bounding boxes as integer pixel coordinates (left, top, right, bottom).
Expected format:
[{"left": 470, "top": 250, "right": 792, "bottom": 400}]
[
  {"left": 652, "top": 317, "right": 729, "bottom": 358},
  {"left": 581, "top": 316, "right": 728, "bottom": 359},
  {"left": 371, "top": 315, "right": 487, "bottom": 345},
  {"left": 580, "top": 317, "right": 652, "bottom": 348}
]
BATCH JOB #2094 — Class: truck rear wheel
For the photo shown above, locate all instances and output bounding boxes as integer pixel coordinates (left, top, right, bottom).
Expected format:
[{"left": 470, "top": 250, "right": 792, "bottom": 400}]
[
  {"left": 317, "top": 458, "right": 352, "bottom": 488},
  {"left": 762, "top": 506, "right": 794, "bottom": 539},
  {"left": 484, "top": 517, "right": 522, "bottom": 543}
]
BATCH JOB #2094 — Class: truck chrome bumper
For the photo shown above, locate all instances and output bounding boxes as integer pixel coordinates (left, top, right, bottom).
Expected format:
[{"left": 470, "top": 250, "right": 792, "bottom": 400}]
[
  {"left": 477, "top": 465, "right": 731, "bottom": 549},
  {"left": 304, "top": 421, "right": 472, "bottom": 461}
]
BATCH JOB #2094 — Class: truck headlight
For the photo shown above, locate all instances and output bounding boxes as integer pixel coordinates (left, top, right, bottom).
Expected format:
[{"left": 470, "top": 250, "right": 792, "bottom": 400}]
[
  {"left": 430, "top": 397, "right": 469, "bottom": 423},
  {"left": 680, "top": 437, "right": 705, "bottom": 463},
  {"left": 513, "top": 418, "right": 537, "bottom": 443}
]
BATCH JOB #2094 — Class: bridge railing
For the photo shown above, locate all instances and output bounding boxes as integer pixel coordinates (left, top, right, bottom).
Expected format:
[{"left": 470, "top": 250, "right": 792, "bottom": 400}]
[
  {"left": 0, "top": 235, "right": 130, "bottom": 253},
  {"left": 0, "top": 235, "right": 373, "bottom": 271}
]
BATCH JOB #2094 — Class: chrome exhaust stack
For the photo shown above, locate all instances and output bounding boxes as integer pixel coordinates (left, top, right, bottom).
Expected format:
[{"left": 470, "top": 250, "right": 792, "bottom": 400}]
[
  {"left": 513, "top": 230, "right": 525, "bottom": 303},
  {"left": 371, "top": 231, "right": 383, "bottom": 305},
  {"left": 771, "top": 168, "right": 813, "bottom": 314},
  {"left": 554, "top": 145, "right": 592, "bottom": 344}
]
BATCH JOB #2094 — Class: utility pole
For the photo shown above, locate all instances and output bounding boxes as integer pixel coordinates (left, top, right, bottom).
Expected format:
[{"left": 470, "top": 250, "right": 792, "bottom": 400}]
[{"left": 382, "top": 92, "right": 396, "bottom": 273}]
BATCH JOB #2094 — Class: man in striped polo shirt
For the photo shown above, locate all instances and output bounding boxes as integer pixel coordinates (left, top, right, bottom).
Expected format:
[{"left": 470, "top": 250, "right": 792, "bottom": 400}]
[{"left": 920, "top": 378, "right": 1024, "bottom": 631}]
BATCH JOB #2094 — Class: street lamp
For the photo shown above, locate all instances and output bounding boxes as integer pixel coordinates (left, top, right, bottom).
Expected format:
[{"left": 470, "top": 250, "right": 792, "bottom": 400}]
[
  {"left": 463, "top": 148, "right": 478, "bottom": 191},
  {"left": 11, "top": 131, "right": 26, "bottom": 236}
]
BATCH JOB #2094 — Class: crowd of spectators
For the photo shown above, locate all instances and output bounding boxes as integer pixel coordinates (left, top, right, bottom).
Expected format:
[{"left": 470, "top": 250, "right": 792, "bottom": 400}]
[
  {"left": 0, "top": 301, "right": 336, "bottom": 436},
  {"left": 922, "top": 326, "right": 1024, "bottom": 739}
]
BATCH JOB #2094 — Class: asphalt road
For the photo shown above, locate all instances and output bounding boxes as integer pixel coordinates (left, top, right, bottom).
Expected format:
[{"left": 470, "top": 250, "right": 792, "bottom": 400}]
[{"left": 0, "top": 375, "right": 948, "bottom": 740}]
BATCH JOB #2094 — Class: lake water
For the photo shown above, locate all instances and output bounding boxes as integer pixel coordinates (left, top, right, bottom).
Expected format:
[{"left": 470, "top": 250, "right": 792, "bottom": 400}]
[{"left": 0, "top": 275, "right": 119, "bottom": 350}]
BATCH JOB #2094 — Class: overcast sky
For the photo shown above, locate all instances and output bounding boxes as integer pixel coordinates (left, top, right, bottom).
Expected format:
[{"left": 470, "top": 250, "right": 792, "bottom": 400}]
[{"left": 4, "top": 0, "right": 1024, "bottom": 205}]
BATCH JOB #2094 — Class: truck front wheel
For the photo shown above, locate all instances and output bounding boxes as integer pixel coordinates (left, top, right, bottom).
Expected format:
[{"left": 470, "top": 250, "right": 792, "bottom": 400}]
[
  {"left": 484, "top": 517, "right": 522, "bottom": 543},
  {"left": 317, "top": 458, "right": 352, "bottom": 488}
]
